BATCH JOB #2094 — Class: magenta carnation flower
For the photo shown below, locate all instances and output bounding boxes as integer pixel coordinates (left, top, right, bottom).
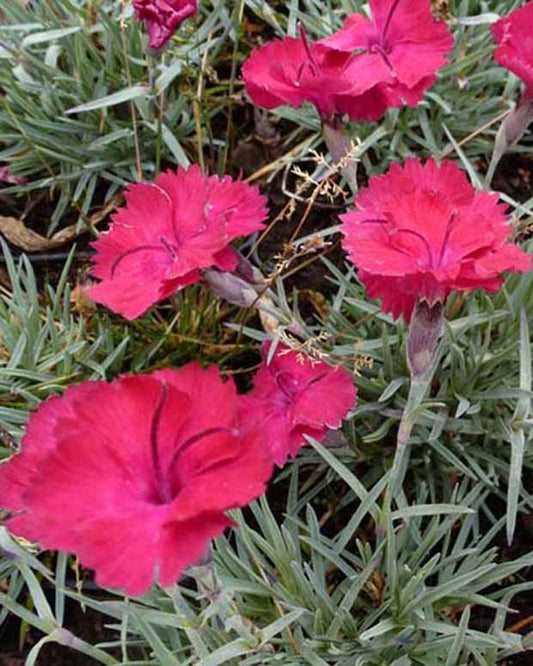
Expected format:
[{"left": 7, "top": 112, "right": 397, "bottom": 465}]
[
  {"left": 318, "top": 0, "right": 454, "bottom": 117},
  {"left": 491, "top": 3, "right": 533, "bottom": 98},
  {"left": 0, "top": 364, "right": 273, "bottom": 595},
  {"left": 341, "top": 158, "right": 531, "bottom": 321},
  {"left": 243, "top": 0, "right": 453, "bottom": 123},
  {"left": 133, "top": 0, "right": 197, "bottom": 50},
  {"left": 89, "top": 165, "right": 267, "bottom": 320},
  {"left": 240, "top": 343, "right": 356, "bottom": 467},
  {"left": 242, "top": 30, "right": 394, "bottom": 122}
]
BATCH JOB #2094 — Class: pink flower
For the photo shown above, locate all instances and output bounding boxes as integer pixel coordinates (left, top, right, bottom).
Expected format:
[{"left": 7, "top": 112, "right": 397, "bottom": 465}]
[
  {"left": 242, "top": 29, "right": 394, "bottom": 121},
  {"left": 133, "top": 0, "right": 197, "bottom": 50},
  {"left": 318, "top": 0, "right": 454, "bottom": 116},
  {"left": 240, "top": 343, "right": 356, "bottom": 467},
  {"left": 89, "top": 165, "right": 267, "bottom": 320},
  {"left": 0, "top": 364, "right": 273, "bottom": 595},
  {"left": 491, "top": 3, "right": 533, "bottom": 98},
  {"left": 341, "top": 158, "right": 531, "bottom": 321}
]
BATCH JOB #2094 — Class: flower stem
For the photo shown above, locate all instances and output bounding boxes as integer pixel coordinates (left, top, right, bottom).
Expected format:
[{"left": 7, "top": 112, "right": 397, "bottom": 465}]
[
  {"left": 221, "top": 0, "right": 245, "bottom": 174},
  {"left": 384, "top": 301, "right": 444, "bottom": 508},
  {"left": 388, "top": 376, "right": 429, "bottom": 499},
  {"left": 156, "top": 56, "right": 165, "bottom": 176},
  {"left": 147, "top": 50, "right": 163, "bottom": 175},
  {"left": 119, "top": 1, "right": 142, "bottom": 180}
]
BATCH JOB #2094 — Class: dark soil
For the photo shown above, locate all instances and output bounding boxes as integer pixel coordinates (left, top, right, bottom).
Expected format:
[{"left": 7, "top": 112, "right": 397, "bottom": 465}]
[{"left": 493, "top": 152, "right": 533, "bottom": 203}]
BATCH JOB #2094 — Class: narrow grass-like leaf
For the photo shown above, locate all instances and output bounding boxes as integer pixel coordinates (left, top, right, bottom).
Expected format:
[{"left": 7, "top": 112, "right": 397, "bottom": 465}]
[
  {"left": 65, "top": 85, "right": 149, "bottom": 114},
  {"left": 444, "top": 606, "right": 471, "bottom": 666},
  {"left": 391, "top": 504, "right": 475, "bottom": 520},
  {"left": 259, "top": 608, "right": 305, "bottom": 644},
  {"left": 507, "top": 307, "right": 531, "bottom": 544},
  {"left": 306, "top": 437, "right": 377, "bottom": 517},
  {"left": 134, "top": 614, "right": 182, "bottom": 666},
  {"left": 198, "top": 638, "right": 256, "bottom": 666}
]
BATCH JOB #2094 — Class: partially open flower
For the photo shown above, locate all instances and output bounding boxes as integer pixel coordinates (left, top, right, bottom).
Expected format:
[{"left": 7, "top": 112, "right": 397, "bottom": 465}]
[
  {"left": 243, "top": 0, "right": 452, "bottom": 123},
  {"left": 341, "top": 158, "right": 530, "bottom": 321},
  {"left": 240, "top": 342, "right": 356, "bottom": 467},
  {"left": 491, "top": 3, "right": 533, "bottom": 98},
  {"left": 89, "top": 166, "right": 267, "bottom": 320},
  {"left": 318, "top": 0, "right": 454, "bottom": 115},
  {"left": 133, "top": 0, "right": 197, "bottom": 50},
  {"left": 0, "top": 364, "right": 273, "bottom": 595},
  {"left": 242, "top": 28, "right": 394, "bottom": 122}
]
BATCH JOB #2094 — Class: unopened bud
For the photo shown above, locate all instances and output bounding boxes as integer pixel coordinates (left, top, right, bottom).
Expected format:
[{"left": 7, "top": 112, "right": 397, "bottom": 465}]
[
  {"left": 203, "top": 250, "right": 283, "bottom": 333},
  {"left": 232, "top": 250, "right": 256, "bottom": 284},
  {"left": 503, "top": 94, "right": 533, "bottom": 146},
  {"left": 203, "top": 268, "right": 259, "bottom": 308},
  {"left": 487, "top": 94, "right": 533, "bottom": 184},
  {"left": 407, "top": 300, "right": 444, "bottom": 378}
]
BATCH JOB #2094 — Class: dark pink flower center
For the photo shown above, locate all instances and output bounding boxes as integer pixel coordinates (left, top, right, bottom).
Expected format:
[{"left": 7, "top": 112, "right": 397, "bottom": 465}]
[
  {"left": 362, "top": 0, "right": 402, "bottom": 72},
  {"left": 276, "top": 371, "right": 301, "bottom": 404},
  {"left": 368, "top": 43, "right": 395, "bottom": 72},
  {"left": 390, "top": 228, "right": 435, "bottom": 268},
  {"left": 149, "top": 383, "right": 239, "bottom": 504},
  {"left": 362, "top": 210, "right": 458, "bottom": 270},
  {"left": 274, "top": 370, "right": 327, "bottom": 408}
]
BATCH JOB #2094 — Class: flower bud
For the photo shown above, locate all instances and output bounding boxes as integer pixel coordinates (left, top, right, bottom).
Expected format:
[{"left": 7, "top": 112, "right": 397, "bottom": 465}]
[
  {"left": 203, "top": 268, "right": 260, "bottom": 309},
  {"left": 407, "top": 299, "right": 444, "bottom": 378}
]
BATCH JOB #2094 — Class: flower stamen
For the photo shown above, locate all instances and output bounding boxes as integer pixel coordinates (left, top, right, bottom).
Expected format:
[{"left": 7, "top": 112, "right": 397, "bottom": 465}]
[
  {"left": 160, "top": 236, "right": 178, "bottom": 259},
  {"left": 150, "top": 383, "right": 172, "bottom": 504},
  {"left": 369, "top": 43, "right": 395, "bottom": 73},
  {"left": 307, "top": 372, "right": 327, "bottom": 387},
  {"left": 438, "top": 211, "right": 456, "bottom": 267},
  {"left": 299, "top": 23, "right": 320, "bottom": 76},
  {"left": 380, "top": 0, "right": 402, "bottom": 43},
  {"left": 168, "top": 427, "right": 241, "bottom": 477},
  {"left": 110, "top": 245, "right": 168, "bottom": 278},
  {"left": 391, "top": 227, "right": 435, "bottom": 268}
]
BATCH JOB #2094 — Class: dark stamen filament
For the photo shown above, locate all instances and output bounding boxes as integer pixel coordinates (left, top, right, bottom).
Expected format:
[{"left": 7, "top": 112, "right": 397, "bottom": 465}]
[
  {"left": 150, "top": 386, "right": 240, "bottom": 503},
  {"left": 369, "top": 43, "right": 395, "bottom": 72},
  {"left": 391, "top": 227, "right": 435, "bottom": 267},
  {"left": 150, "top": 384, "right": 172, "bottom": 504},
  {"left": 380, "top": 0, "right": 401, "bottom": 42},
  {"left": 299, "top": 22, "right": 320, "bottom": 75},
  {"left": 296, "top": 61, "right": 307, "bottom": 85},
  {"left": 438, "top": 212, "right": 456, "bottom": 267},
  {"left": 307, "top": 372, "right": 327, "bottom": 387},
  {"left": 168, "top": 427, "right": 240, "bottom": 474},
  {"left": 276, "top": 371, "right": 327, "bottom": 401},
  {"left": 110, "top": 244, "right": 168, "bottom": 278},
  {"left": 160, "top": 236, "right": 177, "bottom": 258}
]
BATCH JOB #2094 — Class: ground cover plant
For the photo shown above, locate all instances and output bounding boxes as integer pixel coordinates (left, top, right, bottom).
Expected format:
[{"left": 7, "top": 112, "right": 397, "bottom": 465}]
[{"left": 1, "top": 0, "right": 533, "bottom": 664}]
